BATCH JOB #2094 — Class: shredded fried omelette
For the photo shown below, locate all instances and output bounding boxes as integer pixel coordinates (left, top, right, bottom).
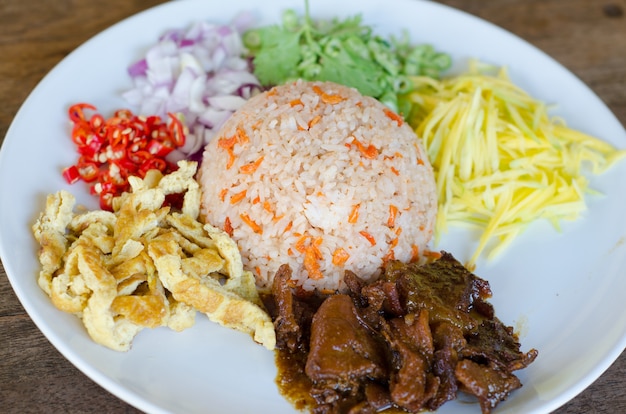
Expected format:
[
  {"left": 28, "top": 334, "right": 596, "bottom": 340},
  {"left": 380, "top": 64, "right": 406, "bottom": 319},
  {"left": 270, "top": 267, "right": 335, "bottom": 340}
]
[{"left": 32, "top": 161, "right": 275, "bottom": 351}]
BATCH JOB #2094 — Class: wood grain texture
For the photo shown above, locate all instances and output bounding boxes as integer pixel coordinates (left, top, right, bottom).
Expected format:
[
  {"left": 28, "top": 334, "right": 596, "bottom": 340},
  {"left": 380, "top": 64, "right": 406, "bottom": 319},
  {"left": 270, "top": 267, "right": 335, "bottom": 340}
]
[{"left": 0, "top": 0, "right": 624, "bottom": 413}]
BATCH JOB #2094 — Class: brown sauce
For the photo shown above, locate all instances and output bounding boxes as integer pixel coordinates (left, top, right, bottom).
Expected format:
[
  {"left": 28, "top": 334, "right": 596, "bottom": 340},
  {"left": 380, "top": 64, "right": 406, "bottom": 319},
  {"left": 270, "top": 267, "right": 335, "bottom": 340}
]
[{"left": 274, "top": 348, "right": 315, "bottom": 411}]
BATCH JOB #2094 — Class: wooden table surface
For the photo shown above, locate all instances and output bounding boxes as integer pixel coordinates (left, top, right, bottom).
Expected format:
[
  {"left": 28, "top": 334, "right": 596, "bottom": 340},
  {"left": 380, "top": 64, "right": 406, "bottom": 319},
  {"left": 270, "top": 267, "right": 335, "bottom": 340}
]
[{"left": 1, "top": 0, "right": 624, "bottom": 412}]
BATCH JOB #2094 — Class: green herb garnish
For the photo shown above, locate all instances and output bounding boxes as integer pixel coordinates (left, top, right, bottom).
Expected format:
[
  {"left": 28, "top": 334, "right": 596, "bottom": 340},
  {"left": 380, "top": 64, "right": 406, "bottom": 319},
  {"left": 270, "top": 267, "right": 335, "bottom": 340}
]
[{"left": 243, "top": 0, "right": 451, "bottom": 115}]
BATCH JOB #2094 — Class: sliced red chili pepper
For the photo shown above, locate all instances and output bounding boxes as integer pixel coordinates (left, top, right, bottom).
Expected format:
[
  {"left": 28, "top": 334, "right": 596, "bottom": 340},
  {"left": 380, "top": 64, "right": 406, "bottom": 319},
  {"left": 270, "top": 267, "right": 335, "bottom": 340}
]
[
  {"left": 99, "top": 192, "right": 115, "bottom": 210},
  {"left": 89, "top": 113, "right": 105, "bottom": 131},
  {"left": 77, "top": 161, "right": 100, "bottom": 182},
  {"left": 110, "top": 157, "right": 138, "bottom": 177},
  {"left": 96, "top": 180, "right": 117, "bottom": 195},
  {"left": 71, "top": 124, "right": 91, "bottom": 147},
  {"left": 146, "top": 139, "right": 174, "bottom": 157},
  {"left": 144, "top": 115, "right": 161, "bottom": 129},
  {"left": 128, "top": 136, "right": 148, "bottom": 153},
  {"left": 127, "top": 149, "right": 152, "bottom": 164},
  {"left": 105, "top": 125, "right": 124, "bottom": 147},
  {"left": 62, "top": 165, "right": 81, "bottom": 184},
  {"left": 168, "top": 113, "right": 186, "bottom": 147},
  {"left": 68, "top": 103, "right": 96, "bottom": 123},
  {"left": 114, "top": 109, "right": 133, "bottom": 120},
  {"left": 139, "top": 158, "right": 167, "bottom": 176},
  {"left": 77, "top": 135, "right": 104, "bottom": 158},
  {"left": 130, "top": 118, "right": 148, "bottom": 134}
]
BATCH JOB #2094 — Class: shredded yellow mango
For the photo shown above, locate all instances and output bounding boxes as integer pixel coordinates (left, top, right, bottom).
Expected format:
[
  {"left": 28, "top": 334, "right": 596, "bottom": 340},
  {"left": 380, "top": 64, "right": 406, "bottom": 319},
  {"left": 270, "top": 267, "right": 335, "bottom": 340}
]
[{"left": 408, "top": 61, "right": 626, "bottom": 267}]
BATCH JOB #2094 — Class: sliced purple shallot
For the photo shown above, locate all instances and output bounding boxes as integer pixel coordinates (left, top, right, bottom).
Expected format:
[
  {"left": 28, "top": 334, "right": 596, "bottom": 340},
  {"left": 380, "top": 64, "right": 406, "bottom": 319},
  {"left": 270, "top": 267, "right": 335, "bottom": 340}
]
[{"left": 123, "top": 15, "right": 262, "bottom": 162}]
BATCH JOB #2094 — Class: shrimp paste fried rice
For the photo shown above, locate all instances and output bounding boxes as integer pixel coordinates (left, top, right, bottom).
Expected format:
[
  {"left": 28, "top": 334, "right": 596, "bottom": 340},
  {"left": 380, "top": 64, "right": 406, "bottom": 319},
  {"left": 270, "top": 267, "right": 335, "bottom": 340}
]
[{"left": 199, "top": 80, "right": 437, "bottom": 292}]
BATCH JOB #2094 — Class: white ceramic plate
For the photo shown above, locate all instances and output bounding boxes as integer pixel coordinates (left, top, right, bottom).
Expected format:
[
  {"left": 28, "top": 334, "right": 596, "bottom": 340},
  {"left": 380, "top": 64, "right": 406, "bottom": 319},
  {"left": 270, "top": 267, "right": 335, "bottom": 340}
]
[{"left": 1, "top": 0, "right": 625, "bottom": 413}]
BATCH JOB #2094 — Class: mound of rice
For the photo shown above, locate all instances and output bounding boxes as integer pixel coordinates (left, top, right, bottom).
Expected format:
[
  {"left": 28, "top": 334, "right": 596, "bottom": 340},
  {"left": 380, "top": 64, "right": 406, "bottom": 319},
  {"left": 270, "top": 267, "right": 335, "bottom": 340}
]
[{"left": 199, "top": 80, "right": 437, "bottom": 292}]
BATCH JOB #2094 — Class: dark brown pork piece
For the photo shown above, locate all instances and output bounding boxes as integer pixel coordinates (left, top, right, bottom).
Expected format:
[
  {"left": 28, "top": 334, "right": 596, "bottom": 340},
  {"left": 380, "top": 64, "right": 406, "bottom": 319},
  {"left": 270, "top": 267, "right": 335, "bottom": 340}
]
[
  {"left": 455, "top": 359, "right": 522, "bottom": 414},
  {"left": 306, "top": 295, "right": 387, "bottom": 383},
  {"left": 270, "top": 264, "right": 324, "bottom": 353},
  {"left": 305, "top": 294, "right": 388, "bottom": 413},
  {"left": 384, "top": 311, "right": 439, "bottom": 412},
  {"left": 271, "top": 264, "right": 305, "bottom": 352},
  {"left": 462, "top": 318, "right": 539, "bottom": 373},
  {"left": 386, "top": 252, "right": 495, "bottom": 330},
  {"left": 429, "top": 321, "right": 467, "bottom": 410}
]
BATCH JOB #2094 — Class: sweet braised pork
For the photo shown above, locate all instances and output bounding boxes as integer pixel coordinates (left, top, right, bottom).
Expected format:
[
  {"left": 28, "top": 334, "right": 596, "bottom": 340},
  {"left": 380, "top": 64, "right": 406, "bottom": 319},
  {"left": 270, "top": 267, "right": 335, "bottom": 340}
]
[{"left": 267, "top": 252, "right": 538, "bottom": 414}]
